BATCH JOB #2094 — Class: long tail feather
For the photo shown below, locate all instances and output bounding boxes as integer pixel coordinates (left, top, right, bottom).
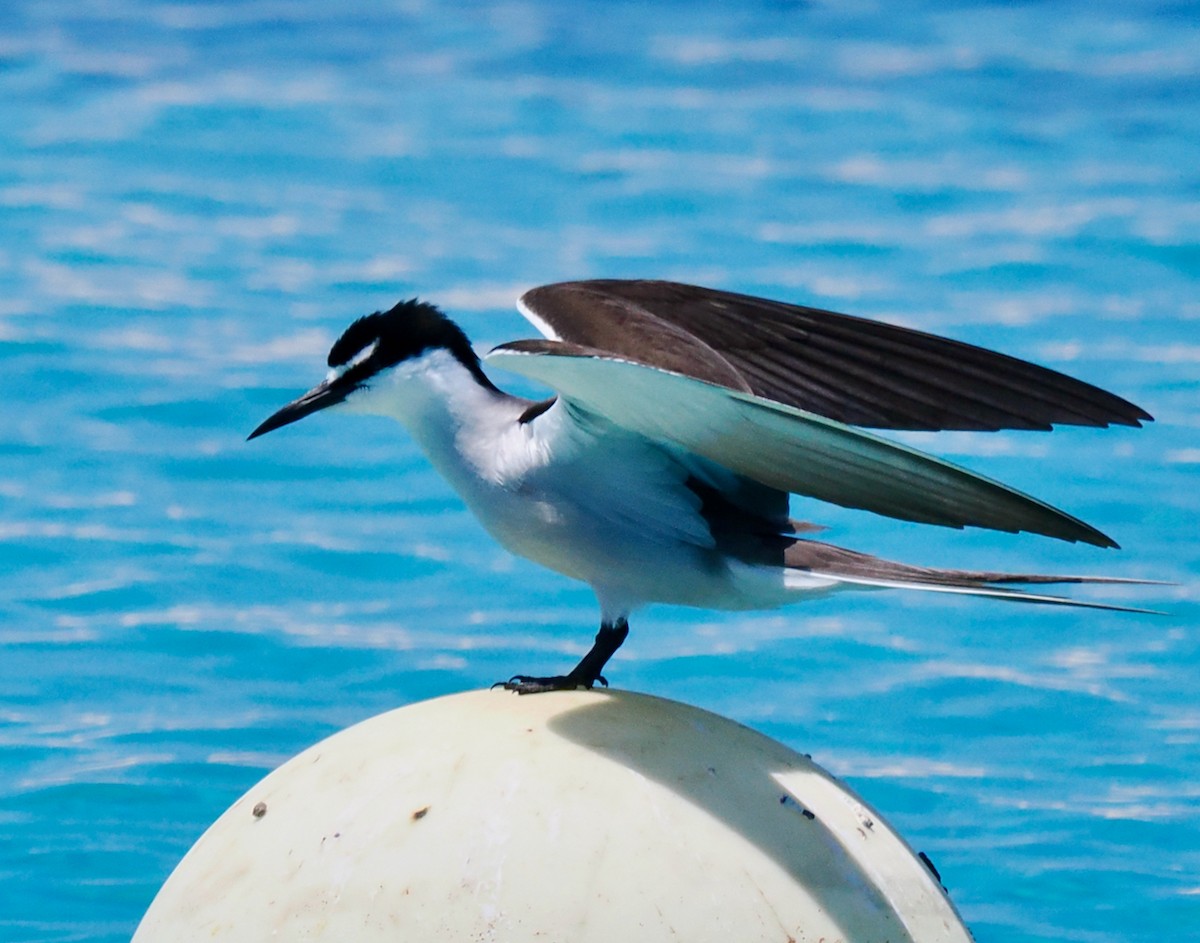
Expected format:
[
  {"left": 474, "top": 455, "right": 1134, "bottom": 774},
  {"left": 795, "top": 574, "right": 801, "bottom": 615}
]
[{"left": 784, "top": 539, "right": 1162, "bottom": 614}]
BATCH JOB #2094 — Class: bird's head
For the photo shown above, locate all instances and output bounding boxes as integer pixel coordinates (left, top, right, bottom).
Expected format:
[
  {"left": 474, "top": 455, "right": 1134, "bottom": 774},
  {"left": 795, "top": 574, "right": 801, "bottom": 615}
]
[{"left": 248, "top": 298, "right": 493, "bottom": 440}]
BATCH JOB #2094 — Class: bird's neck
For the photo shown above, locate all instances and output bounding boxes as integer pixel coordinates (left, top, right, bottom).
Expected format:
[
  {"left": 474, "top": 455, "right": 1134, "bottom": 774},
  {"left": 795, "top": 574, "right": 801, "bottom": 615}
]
[{"left": 348, "top": 347, "right": 531, "bottom": 487}]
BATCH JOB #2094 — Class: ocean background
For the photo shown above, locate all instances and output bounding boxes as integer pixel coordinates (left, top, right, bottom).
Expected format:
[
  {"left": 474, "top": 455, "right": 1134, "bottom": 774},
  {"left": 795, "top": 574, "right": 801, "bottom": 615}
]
[{"left": 2, "top": 1, "right": 1197, "bottom": 939}]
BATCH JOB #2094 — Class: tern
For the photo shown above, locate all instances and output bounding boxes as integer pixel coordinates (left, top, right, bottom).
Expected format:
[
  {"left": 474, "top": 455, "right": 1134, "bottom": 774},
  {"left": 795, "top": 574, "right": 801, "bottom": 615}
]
[{"left": 249, "top": 279, "right": 1152, "bottom": 693}]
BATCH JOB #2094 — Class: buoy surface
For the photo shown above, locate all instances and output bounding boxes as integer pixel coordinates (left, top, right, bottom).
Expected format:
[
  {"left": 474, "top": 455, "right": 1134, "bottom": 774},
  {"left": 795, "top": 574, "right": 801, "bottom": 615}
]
[{"left": 134, "top": 688, "right": 970, "bottom": 942}]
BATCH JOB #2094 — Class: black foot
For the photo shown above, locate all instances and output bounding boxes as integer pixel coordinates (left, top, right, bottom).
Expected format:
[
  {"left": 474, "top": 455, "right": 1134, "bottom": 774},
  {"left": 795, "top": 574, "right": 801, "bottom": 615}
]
[
  {"left": 491, "top": 618, "right": 629, "bottom": 695},
  {"left": 494, "top": 672, "right": 609, "bottom": 695}
]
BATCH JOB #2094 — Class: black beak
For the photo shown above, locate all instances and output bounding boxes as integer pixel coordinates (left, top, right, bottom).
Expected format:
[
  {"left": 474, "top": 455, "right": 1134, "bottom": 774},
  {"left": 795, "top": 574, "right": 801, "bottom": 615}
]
[{"left": 247, "top": 376, "right": 354, "bottom": 440}]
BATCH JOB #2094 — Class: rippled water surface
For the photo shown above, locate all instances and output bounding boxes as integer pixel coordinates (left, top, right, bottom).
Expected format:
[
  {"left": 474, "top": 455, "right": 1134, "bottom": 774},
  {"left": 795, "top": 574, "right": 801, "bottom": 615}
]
[{"left": 2, "top": 1, "right": 1198, "bottom": 940}]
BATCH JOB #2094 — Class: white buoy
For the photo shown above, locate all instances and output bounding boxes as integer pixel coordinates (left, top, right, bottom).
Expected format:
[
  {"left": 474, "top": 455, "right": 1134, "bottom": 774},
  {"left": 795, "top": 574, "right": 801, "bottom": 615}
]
[{"left": 134, "top": 689, "right": 970, "bottom": 942}]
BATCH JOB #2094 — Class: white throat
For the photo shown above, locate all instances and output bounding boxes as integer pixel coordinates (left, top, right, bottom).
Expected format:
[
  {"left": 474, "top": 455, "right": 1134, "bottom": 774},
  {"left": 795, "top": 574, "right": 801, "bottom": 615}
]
[{"left": 341, "top": 347, "right": 530, "bottom": 489}]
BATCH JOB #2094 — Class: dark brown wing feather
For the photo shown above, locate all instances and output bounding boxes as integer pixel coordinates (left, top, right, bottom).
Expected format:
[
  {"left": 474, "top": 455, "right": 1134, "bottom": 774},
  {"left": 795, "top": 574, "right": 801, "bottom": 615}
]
[{"left": 518, "top": 279, "right": 1152, "bottom": 432}]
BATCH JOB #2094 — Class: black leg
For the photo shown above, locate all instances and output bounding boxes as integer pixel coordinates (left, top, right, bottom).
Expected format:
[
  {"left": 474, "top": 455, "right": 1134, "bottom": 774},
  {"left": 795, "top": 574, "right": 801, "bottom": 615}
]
[{"left": 498, "top": 619, "right": 630, "bottom": 695}]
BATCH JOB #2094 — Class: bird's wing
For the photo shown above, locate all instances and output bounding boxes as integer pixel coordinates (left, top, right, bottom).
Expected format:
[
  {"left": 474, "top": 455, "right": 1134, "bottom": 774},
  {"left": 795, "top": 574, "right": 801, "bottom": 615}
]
[
  {"left": 485, "top": 341, "right": 1117, "bottom": 548},
  {"left": 516, "top": 280, "right": 1152, "bottom": 432}
]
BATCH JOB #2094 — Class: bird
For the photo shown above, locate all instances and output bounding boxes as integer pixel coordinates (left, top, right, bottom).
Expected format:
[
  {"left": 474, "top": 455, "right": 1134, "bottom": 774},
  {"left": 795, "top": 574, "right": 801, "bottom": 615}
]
[{"left": 249, "top": 279, "right": 1153, "bottom": 693}]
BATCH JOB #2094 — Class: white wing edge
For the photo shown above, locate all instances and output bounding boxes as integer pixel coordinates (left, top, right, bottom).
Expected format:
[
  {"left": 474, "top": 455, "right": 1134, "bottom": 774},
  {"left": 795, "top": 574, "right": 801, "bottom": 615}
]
[{"left": 515, "top": 293, "right": 563, "bottom": 341}]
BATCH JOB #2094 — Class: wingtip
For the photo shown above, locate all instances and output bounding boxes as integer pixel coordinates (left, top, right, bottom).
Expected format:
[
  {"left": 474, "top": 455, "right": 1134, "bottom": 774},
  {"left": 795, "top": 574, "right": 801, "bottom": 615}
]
[
  {"left": 1048, "top": 517, "right": 1120, "bottom": 550},
  {"left": 1107, "top": 398, "right": 1154, "bottom": 429}
]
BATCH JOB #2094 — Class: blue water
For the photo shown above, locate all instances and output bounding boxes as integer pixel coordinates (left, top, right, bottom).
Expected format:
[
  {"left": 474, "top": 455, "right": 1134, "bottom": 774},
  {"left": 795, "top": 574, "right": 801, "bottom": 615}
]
[{"left": 2, "top": 1, "right": 1198, "bottom": 939}]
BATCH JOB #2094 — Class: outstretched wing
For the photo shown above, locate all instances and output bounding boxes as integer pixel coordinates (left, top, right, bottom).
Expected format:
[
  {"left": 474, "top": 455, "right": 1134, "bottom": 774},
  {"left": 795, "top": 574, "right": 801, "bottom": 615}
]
[
  {"left": 517, "top": 280, "right": 1152, "bottom": 432},
  {"left": 486, "top": 341, "right": 1117, "bottom": 548}
]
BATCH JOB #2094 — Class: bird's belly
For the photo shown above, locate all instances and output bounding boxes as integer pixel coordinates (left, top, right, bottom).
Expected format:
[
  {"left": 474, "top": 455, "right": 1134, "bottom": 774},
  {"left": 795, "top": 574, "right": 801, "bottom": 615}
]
[
  {"left": 472, "top": 489, "right": 688, "bottom": 582},
  {"left": 460, "top": 479, "right": 795, "bottom": 612}
]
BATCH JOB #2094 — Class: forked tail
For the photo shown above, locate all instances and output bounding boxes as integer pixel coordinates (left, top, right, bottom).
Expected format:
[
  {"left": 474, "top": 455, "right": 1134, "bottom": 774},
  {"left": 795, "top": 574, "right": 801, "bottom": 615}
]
[{"left": 783, "top": 539, "right": 1161, "bottom": 613}]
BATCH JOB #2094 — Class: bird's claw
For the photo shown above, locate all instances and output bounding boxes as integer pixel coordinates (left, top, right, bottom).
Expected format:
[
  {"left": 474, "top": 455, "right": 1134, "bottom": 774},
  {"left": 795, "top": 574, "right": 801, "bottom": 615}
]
[{"left": 494, "top": 672, "right": 608, "bottom": 695}]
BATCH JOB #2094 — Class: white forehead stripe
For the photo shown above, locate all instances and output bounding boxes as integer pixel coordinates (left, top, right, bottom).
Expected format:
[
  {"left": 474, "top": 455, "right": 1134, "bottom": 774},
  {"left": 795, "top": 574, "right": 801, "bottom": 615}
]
[{"left": 326, "top": 338, "right": 380, "bottom": 382}]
